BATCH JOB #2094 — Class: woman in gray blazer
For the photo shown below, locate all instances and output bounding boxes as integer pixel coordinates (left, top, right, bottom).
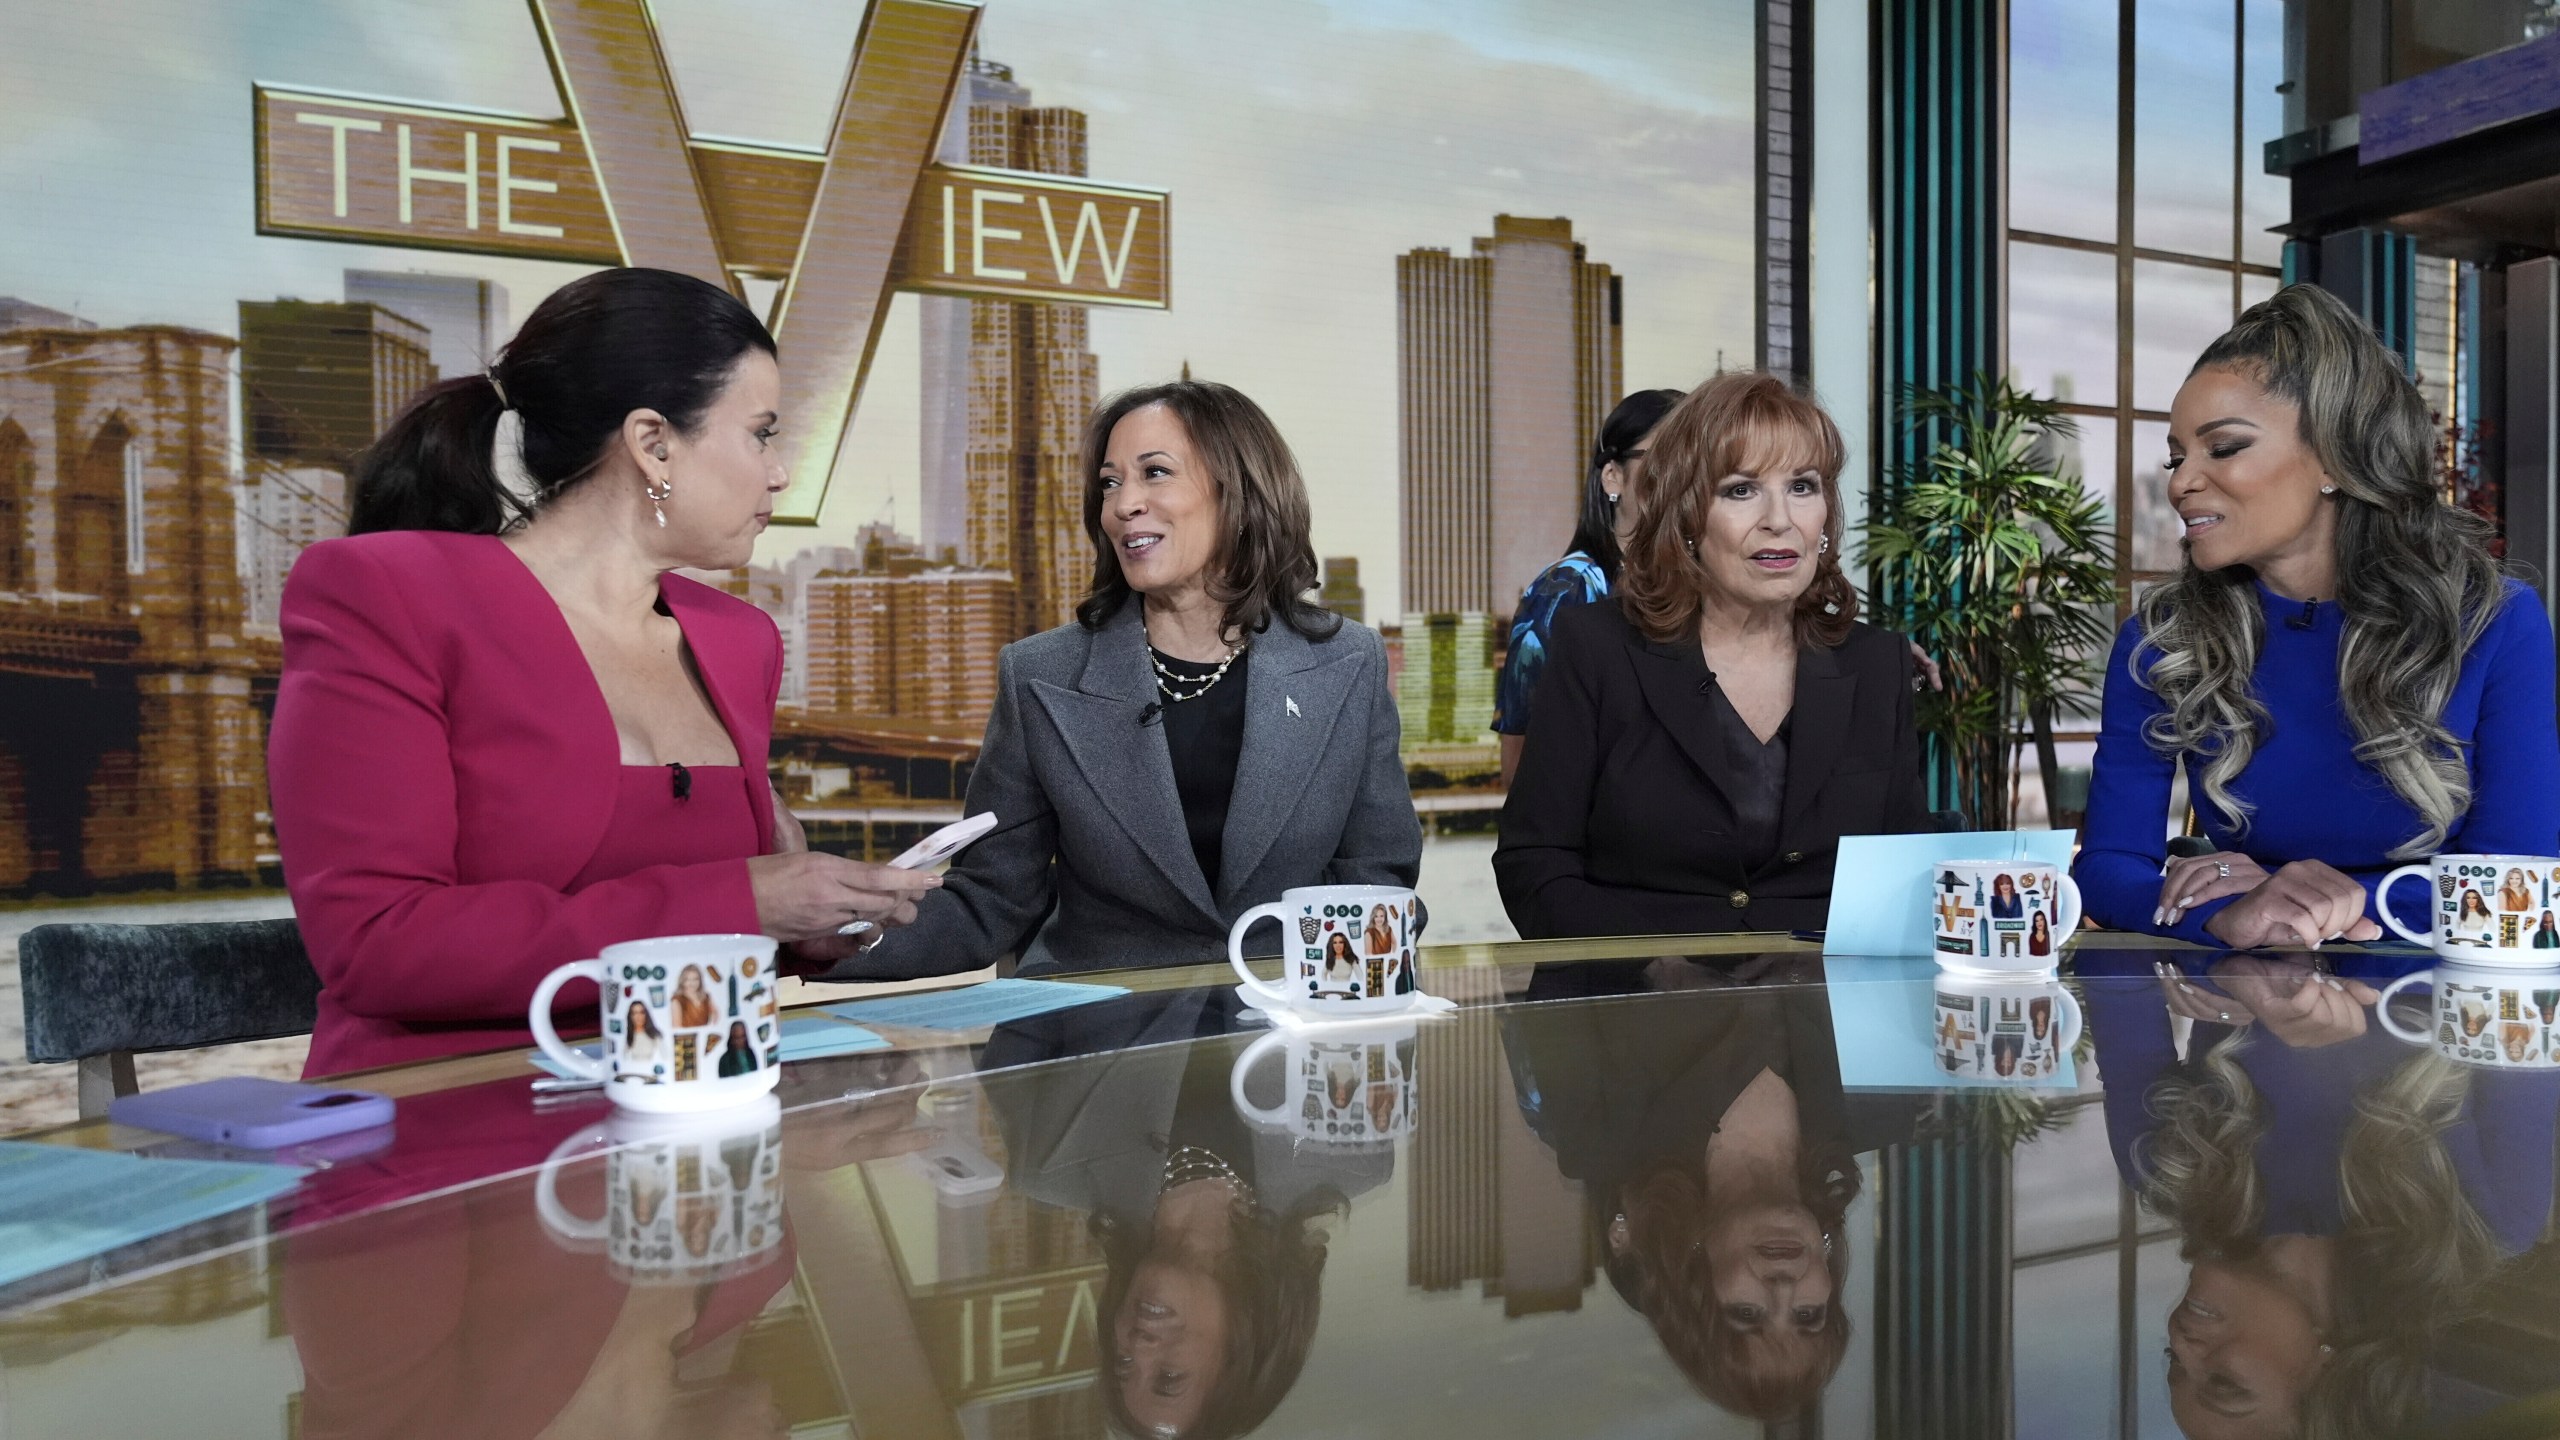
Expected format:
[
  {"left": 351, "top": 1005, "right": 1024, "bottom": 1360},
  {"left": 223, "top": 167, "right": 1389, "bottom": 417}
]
[{"left": 831, "top": 380, "right": 1421, "bottom": 978}]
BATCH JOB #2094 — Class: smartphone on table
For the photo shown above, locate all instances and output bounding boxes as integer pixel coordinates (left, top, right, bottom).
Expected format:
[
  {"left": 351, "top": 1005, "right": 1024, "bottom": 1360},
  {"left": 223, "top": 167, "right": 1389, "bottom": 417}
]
[{"left": 109, "top": 1077, "right": 394, "bottom": 1149}]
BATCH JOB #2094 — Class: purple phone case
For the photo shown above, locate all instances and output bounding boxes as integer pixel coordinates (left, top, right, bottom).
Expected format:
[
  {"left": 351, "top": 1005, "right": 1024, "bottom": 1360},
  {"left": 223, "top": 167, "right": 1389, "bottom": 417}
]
[{"left": 108, "top": 1077, "right": 394, "bottom": 1148}]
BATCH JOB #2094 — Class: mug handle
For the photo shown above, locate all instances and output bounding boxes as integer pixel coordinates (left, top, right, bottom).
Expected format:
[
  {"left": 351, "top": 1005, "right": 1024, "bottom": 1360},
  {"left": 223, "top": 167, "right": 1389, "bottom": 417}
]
[
  {"left": 2051, "top": 985, "right": 2086, "bottom": 1054},
  {"left": 529, "top": 960, "right": 610, "bottom": 1083},
  {"left": 1228, "top": 902, "right": 1297, "bottom": 1008},
  {"left": 2376, "top": 865, "right": 2434, "bottom": 946},
  {"left": 2376, "top": 970, "right": 2436, "bottom": 1043},
  {"left": 1227, "top": 1031, "right": 1292, "bottom": 1127},
  {"left": 2052, "top": 874, "right": 2084, "bottom": 940},
  {"left": 533, "top": 1123, "right": 611, "bottom": 1243}
]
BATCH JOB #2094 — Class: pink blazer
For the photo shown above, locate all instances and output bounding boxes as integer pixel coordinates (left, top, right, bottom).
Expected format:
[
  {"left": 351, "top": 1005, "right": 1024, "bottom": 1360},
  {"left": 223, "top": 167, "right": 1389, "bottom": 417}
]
[{"left": 270, "top": 532, "right": 779, "bottom": 1077}]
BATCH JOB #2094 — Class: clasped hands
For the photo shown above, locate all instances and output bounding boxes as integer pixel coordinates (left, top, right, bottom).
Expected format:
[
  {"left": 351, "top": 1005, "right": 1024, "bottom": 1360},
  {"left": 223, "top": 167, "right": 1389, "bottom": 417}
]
[
  {"left": 2155, "top": 851, "right": 2384, "bottom": 949},
  {"left": 2153, "top": 955, "right": 2383, "bottom": 1047}
]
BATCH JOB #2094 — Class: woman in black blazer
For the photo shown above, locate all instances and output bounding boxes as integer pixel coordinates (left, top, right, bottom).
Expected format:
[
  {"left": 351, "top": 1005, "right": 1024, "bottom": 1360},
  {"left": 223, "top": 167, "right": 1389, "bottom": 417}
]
[{"left": 1496, "top": 371, "right": 1928, "bottom": 938}]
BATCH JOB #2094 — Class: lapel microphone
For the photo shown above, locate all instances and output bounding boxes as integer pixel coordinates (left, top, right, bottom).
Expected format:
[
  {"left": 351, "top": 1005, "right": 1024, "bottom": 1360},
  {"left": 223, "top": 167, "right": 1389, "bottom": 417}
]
[
  {"left": 667, "top": 762, "right": 691, "bottom": 800},
  {"left": 2286, "top": 597, "right": 2318, "bottom": 631},
  {"left": 1139, "top": 702, "right": 1163, "bottom": 727}
]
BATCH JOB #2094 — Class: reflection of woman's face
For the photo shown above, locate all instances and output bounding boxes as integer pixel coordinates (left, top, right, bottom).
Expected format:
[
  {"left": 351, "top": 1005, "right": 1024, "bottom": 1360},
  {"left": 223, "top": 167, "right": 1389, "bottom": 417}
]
[
  {"left": 2165, "top": 1262, "right": 2327, "bottom": 1440},
  {"left": 1114, "top": 1259, "right": 1229, "bottom": 1438},
  {"left": 1701, "top": 1201, "right": 1834, "bottom": 1376}
]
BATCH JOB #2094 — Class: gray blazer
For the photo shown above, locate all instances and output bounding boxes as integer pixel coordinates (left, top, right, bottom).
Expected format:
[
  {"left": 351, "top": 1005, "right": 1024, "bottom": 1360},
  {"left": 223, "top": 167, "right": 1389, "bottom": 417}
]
[{"left": 833, "top": 601, "right": 1421, "bottom": 978}]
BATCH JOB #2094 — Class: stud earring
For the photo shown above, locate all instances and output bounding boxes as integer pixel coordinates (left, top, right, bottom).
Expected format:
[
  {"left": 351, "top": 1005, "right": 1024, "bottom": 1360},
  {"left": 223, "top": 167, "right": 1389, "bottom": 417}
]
[
  {"left": 1823, "top": 600, "right": 1841, "bottom": 615},
  {"left": 2319, "top": 483, "right": 2337, "bottom": 495},
  {"left": 645, "top": 474, "right": 673, "bottom": 528},
  {"left": 1818, "top": 535, "right": 1830, "bottom": 554},
  {"left": 1606, "top": 492, "right": 1620, "bottom": 505}
]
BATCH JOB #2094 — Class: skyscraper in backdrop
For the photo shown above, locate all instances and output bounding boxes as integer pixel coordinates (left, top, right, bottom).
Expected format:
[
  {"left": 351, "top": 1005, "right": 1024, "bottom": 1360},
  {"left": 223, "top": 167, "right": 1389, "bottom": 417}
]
[
  {"left": 917, "top": 56, "right": 1100, "bottom": 638},
  {"left": 342, "top": 271, "right": 507, "bottom": 383},
  {"left": 1398, "top": 216, "right": 1622, "bottom": 619}
]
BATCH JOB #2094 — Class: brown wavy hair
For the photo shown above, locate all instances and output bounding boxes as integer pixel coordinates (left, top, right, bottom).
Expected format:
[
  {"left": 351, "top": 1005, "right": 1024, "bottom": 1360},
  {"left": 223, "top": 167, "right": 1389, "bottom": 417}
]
[
  {"left": 1074, "top": 380, "right": 1339, "bottom": 641},
  {"left": 1617, "top": 370, "right": 1856, "bottom": 648}
]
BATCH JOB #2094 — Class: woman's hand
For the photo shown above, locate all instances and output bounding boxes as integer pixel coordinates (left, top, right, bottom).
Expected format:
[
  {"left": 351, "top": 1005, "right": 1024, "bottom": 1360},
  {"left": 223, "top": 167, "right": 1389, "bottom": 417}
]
[
  {"left": 2154, "top": 850, "right": 2269, "bottom": 928},
  {"left": 748, "top": 851, "right": 938, "bottom": 944},
  {"left": 2210, "top": 956, "right": 2381, "bottom": 1048},
  {"left": 2200, "top": 859, "right": 2384, "bottom": 949}
]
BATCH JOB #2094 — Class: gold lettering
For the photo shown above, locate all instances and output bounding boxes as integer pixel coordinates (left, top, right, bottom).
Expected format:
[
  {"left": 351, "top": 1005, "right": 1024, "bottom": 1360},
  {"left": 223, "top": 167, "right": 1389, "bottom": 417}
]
[
  {"left": 495, "top": 135, "right": 563, "bottom": 237},
  {"left": 969, "top": 188, "right": 1026, "bottom": 281},
  {"left": 958, "top": 1296, "right": 975, "bottom": 1388},
  {"left": 1035, "top": 197, "right": 1142, "bottom": 290},
  {"left": 294, "top": 112, "right": 381, "bottom": 218},
  {"left": 398, "top": 125, "right": 479, "bottom": 229},
  {"left": 1055, "top": 1277, "right": 1098, "bottom": 1369},
  {"left": 941, "top": 184, "right": 957, "bottom": 275},
  {"left": 986, "top": 1287, "right": 1045, "bottom": 1383}
]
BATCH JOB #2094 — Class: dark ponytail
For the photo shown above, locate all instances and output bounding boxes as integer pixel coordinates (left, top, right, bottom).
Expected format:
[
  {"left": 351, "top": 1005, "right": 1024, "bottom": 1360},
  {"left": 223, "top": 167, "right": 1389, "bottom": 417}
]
[
  {"left": 348, "top": 267, "right": 776, "bottom": 535},
  {"left": 1567, "top": 387, "right": 1685, "bottom": 584}
]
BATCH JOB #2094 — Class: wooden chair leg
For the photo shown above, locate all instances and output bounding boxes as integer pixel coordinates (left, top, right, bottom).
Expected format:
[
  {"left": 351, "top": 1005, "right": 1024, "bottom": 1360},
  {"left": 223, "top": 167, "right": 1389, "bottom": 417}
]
[{"left": 77, "top": 1052, "right": 138, "bottom": 1121}]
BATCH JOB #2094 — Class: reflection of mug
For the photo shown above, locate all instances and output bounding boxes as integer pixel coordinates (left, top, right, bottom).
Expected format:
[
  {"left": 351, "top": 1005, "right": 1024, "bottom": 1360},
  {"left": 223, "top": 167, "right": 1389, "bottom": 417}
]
[
  {"left": 1931, "top": 975, "right": 2083, "bottom": 1084},
  {"left": 1929, "top": 860, "right": 2081, "bottom": 974},
  {"left": 1228, "top": 885, "right": 1420, "bottom": 1016},
  {"left": 535, "top": 1096, "right": 786, "bottom": 1284},
  {"left": 2379, "top": 854, "right": 2560, "bottom": 964},
  {"left": 530, "top": 934, "right": 782, "bottom": 1113},
  {"left": 1229, "top": 1023, "right": 1418, "bottom": 1148},
  {"left": 2378, "top": 964, "right": 2560, "bottom": 1069}
]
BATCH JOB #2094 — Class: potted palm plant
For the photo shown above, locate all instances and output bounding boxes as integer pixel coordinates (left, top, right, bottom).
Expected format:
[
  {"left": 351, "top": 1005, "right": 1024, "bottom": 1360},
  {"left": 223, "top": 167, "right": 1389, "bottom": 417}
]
[{"left": 1861, "top": 375, "right": 2118, "bottom": 832}]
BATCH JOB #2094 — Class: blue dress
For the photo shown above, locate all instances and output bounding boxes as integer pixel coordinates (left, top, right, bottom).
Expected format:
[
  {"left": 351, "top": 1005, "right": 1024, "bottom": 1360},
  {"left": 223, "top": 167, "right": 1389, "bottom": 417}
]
[
  {"left": 2074, "top": 577, "right": 2560, "bottom": 942},
  {"left": 1493, "top": 551, "right": 1609, "bottom": 736}
]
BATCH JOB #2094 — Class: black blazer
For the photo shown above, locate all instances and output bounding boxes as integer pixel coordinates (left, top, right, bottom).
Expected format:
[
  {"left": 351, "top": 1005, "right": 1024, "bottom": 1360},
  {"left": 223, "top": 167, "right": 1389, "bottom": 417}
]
[{"left": 1495, "top": 600, "right": 1928, "bottom": 938}]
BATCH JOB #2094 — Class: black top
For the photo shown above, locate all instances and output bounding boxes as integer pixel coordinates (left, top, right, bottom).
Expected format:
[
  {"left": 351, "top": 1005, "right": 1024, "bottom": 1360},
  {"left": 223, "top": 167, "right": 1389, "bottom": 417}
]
[
  {"left": 1706, "top": 685, "right": 1788, "bottom": 871},
  {"left": 1153, "top": 646, "right": 1250, "bottom": 888},
  {"left": 1494, "top": 600, "right": 1931, "bottom": 939}
]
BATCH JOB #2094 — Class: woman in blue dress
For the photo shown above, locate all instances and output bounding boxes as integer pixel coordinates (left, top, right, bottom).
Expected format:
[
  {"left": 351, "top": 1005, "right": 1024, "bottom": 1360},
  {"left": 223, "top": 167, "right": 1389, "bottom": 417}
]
[
  {"left": 2075, "top": 284, "right": 2560, "bottom": 948},
  {"left": 1493, "top": 388, "right": 1685, "bottom": 785}
]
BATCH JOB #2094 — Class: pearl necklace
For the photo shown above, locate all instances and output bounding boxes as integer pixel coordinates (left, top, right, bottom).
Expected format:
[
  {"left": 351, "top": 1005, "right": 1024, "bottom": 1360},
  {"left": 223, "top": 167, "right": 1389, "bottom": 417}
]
[{"left": 1149, "top": 642, "right": 1245, "bottom": 703}]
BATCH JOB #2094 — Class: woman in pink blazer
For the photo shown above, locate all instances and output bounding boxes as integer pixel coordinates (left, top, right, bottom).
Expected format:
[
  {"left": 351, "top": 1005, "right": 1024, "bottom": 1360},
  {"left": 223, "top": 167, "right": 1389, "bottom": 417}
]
[{"left": 270, "top": 268, "right": 934, "bottom": 1076}]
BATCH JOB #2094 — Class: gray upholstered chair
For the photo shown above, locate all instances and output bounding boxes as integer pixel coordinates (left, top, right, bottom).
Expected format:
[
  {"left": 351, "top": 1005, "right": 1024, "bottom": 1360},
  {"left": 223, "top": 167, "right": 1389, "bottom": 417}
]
[{"left": 19, "top": 919, "right": 320, "bottom": 1120}]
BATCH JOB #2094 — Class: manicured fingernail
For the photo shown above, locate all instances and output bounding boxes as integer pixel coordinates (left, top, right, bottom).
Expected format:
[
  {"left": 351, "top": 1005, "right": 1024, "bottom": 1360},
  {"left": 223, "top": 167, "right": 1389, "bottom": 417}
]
[
  {"left": 2152, "top": 909, "right": 2165, "bottom": 926},
  {"left": 2177, "top": 895, "right": 2195, "bottom": 909}
]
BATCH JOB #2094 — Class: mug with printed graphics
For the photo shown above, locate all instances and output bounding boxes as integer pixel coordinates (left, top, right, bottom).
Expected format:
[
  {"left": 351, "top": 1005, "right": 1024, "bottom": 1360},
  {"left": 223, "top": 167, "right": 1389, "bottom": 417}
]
[
  {"left": 530, "top": 934, "right": 783, "bottom": 1113},
  {"left": 1930, "top": 860, "right": 2082, "bottom": 974},
  {"left": 1228, "top": 885, "right": 1422, "bottom": 1016},
  {"left": 2377, "top": 963, "right": 2560, "bottom": 1069},
  {"left": 2377, "top": 854, "right": 2560, "bottom": 965},
  {"left": 1229, "top": 1022, "right": 1418, "bottom": 1148},
  {"left": 535, "top": 1096, "right": 786, "bottom": 1284},
  {"left": 1931, "top": 974, "right": 2084, "bottom": 1084}
]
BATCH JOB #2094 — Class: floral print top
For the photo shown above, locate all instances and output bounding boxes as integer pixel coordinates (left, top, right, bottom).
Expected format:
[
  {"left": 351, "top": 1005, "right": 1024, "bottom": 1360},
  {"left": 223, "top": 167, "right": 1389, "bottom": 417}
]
[{"left": 1492, "top": 550, "right": 1610, "bottom": 735}]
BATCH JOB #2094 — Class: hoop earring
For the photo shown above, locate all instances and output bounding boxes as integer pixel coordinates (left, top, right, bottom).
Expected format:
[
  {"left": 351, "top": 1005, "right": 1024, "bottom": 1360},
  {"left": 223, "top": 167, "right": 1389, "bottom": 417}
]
[{"left": 645, "top": 474, "right": 673, "bottom": 528}]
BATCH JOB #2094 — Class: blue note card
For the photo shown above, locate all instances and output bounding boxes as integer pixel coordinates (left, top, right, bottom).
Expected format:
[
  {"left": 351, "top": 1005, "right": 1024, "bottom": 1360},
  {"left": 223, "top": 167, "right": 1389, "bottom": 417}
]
[
  {"left": 819, "top": 977, "right": 1128, "bottom": 1031},
  {"left": 1823, "top": 829, "right": 2079, "bottom": 957},
  {"left": 532, "top": 1016, "right": 891, "bottom": 1078},
  {"left": 1821, "top": 956, "right": 2081, "bottom": 1091},
  {"left": 0, "top": 1142, "right": 306, "bottom": 1290}
]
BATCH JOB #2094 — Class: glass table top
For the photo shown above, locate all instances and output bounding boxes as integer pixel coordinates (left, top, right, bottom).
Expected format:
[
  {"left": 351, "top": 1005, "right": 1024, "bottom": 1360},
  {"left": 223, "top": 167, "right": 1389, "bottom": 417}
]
[{"left": 2, "top": 936, "right": 2555, "bottom": 1439}]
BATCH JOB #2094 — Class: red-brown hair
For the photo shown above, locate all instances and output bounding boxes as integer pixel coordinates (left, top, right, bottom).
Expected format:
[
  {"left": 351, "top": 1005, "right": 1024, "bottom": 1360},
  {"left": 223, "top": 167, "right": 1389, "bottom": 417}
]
[{"left": 1617, "top": 371, "right": 1856, "bottom": 648}]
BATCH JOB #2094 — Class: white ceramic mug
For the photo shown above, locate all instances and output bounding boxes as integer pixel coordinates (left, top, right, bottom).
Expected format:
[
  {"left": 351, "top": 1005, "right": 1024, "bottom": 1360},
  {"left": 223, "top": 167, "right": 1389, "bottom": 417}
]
[
  {"left": 1931, "top": 974, "right": 2083, "bottom": 1083},
  {"left": 2377, "top": 964, "right": 2560, "bottom": 1069},
  {"left": 2377, "top": 854, "right": 2560, "bottom": 965},
  {"left": 535, "top": 1096, "right": 786, "bottom": 1284},
  {"left": 1229, "top": 1022, "right": 1418, "bottom": 1148},
  {"left": 1931, "top": 860, "right": 2081, "bottom": 974},
  {"left": 1228, "top": 885, "right": 1422, "bottom": 1016},
  {"left": 530, "top": 934, "right": 783, "bottom": 1113}
]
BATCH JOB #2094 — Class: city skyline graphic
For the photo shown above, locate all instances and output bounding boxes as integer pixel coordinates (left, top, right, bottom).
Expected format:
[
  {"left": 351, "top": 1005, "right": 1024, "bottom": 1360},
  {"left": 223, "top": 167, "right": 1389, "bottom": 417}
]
[{"left": 1, "top": 0, "right": 1757, "bottom": 894}]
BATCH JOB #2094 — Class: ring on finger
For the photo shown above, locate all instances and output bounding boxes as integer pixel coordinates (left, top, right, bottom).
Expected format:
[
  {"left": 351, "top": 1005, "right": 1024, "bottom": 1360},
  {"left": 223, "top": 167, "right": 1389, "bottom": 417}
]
[{"left": 2214, "top": 860, "right": 2230, "bottom": 879}]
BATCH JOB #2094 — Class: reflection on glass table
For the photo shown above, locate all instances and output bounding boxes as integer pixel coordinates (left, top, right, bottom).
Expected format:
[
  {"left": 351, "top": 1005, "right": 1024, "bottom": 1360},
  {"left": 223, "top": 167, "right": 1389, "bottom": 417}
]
[{"left": 0, "top": 936, "right": 2554, "bottom": 1440}]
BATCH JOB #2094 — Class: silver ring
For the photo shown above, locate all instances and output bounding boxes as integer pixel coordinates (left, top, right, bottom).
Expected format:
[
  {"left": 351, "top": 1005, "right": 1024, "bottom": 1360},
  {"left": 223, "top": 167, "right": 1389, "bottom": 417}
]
[
  {"left": 2217, "top": 1010, "right": 2231, "bottom": 1022},
  {"left": 2214, "top": 861, "right": 2230, "bottom": 879}
]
